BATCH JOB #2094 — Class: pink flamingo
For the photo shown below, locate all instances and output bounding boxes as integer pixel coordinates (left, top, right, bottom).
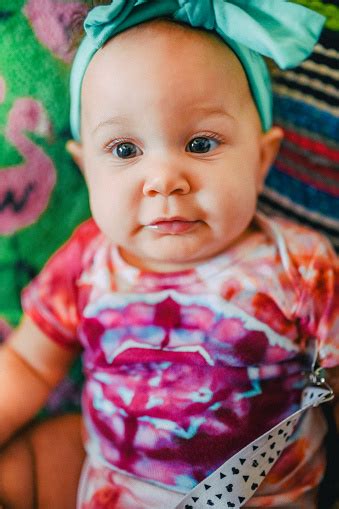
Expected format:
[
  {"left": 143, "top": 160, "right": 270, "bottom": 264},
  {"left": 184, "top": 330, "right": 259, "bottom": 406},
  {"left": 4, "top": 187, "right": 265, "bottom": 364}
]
[
  {"left": 0, "top": 79, "right": 56, "bottom": 234},
  {"left": 24, "top": 0, "right": 88, "bottom": 63}
]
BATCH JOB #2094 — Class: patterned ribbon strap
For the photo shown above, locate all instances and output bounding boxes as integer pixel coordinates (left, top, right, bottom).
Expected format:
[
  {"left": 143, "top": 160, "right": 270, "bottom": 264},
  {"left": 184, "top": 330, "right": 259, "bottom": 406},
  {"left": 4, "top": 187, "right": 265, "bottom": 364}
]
[{"left": 175, "top": 385, "right": 333, "bottom": 509}]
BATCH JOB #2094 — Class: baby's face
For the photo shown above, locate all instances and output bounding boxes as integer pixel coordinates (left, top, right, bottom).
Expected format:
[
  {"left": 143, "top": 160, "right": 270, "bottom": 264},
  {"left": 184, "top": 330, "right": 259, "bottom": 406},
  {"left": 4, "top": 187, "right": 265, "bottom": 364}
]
[{"left": 76, "top": 21, "right": 282, "bottom": 271}]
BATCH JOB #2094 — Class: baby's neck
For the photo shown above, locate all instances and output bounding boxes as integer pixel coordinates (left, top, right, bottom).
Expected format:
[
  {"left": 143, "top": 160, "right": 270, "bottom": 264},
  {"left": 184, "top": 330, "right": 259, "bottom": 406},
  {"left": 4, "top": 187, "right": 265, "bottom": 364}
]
[{"left": 118, "top": 247, "right": 198, "bottom": 273}]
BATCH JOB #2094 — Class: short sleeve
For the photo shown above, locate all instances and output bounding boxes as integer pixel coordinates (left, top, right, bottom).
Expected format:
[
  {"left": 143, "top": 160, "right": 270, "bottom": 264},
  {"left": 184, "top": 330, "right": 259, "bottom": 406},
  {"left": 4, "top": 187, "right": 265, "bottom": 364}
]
[
  {"left": 278, "top": 219, "right": 339, "bottom": 368},
  {"left": 22, "top": 219, "right": 99, "bottom": 350}
]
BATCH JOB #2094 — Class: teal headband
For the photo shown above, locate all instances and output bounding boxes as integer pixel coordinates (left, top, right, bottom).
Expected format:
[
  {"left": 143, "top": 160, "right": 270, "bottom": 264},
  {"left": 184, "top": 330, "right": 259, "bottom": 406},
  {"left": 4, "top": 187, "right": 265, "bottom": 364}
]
[{"left": 70, "top": 0, "right": 325, "bottom": 140}]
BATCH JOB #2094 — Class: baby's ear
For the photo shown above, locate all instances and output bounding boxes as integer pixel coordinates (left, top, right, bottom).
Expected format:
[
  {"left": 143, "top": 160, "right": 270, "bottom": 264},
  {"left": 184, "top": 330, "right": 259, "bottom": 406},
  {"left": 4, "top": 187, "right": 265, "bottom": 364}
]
[
  {"left": 257, "top": 126, "right": 284, "bottom": 192},
  {"left": 66, "top": 140, "right": 84, "bottom": 172}
]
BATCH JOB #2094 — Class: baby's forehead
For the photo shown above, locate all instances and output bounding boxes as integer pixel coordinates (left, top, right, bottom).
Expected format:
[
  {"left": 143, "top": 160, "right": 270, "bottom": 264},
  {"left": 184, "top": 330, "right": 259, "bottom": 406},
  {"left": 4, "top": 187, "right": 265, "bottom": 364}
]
[
  {"left": 84, "top": 19, "right": 250, "bottom": 95},
  {"left": 81, "top": 19, "right": 256, "bottom": 133}
]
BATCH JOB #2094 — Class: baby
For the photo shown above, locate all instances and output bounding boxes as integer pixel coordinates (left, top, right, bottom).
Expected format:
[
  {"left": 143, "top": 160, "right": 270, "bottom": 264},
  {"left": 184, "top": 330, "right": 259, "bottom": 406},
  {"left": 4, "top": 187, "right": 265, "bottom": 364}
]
[{"left": 0, "top": 1, "right": 338, "bottom": 508}]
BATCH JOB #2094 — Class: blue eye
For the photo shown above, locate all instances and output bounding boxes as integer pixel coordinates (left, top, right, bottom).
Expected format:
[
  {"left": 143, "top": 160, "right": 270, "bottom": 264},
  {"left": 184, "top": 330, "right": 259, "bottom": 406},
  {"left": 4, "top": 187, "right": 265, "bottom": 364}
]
[
  {"left": 186, "top": 136, "right": 219, "bottom": 153},
  {"left": 113, "top": 142, "right": 142, "bottom": 159}
]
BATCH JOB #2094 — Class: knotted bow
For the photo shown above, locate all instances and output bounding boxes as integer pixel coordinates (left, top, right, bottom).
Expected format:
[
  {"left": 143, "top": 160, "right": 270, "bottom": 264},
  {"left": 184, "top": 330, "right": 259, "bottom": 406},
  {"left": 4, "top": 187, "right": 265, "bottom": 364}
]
[{"left": 70, "top": 0, "right": 325, "bottom": 139}]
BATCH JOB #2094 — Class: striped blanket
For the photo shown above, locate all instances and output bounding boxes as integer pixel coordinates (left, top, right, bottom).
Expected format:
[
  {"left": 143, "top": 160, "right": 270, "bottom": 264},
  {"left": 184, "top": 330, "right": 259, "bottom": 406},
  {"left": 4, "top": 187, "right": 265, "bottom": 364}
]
[{"left": 260, "top": 0, "right": 339, "bottom": 252}]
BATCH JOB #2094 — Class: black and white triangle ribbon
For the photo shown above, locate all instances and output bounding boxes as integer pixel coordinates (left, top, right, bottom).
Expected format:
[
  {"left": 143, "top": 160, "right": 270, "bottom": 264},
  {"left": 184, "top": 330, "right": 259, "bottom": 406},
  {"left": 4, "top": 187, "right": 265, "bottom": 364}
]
[{"left": 175, "top": 386, "right": 333, "bottom": 509}]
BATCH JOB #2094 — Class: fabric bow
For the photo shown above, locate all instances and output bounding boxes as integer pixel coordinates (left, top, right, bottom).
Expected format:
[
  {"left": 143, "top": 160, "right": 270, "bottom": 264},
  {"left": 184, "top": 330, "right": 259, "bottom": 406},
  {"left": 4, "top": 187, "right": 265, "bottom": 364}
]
[
  {"left": 70, "top": 0, "right": 325, "bottom": 139},
  {"left": 85, "top": 0, "right": 324, "bottom": 69}
]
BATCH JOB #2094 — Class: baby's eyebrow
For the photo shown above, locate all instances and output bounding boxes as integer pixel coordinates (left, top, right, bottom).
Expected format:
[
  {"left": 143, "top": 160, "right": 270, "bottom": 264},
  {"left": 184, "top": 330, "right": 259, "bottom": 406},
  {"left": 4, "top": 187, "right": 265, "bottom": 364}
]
[
  {"left": 93, "top": 115, "right": 130, "bottom": 134},
  {"left": 92, "top": 107, "right": 234, "bottom": 136},
  {"left": 192, "top": 106, "right": 235, "bottom": 121}
]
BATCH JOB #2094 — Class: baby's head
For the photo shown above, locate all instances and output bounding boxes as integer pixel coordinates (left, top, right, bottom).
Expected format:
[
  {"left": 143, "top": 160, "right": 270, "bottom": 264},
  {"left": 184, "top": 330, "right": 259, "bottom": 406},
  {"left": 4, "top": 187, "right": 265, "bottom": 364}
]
[{"left": 67, "top": 2, "right": 324, "bottom": 272}]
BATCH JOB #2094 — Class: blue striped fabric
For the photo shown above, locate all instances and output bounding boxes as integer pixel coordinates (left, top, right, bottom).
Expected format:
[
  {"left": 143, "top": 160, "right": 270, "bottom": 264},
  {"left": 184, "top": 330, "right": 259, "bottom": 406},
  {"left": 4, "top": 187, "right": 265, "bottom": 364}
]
[
  {"left": 265, "top": 169, "right": 339, "bottom": 218},
  {"left": 259, "top": 10, "right": 339, "bottom": 252},
  {"left": 273, "top": 96, "right": 339, "bottom": 141}
]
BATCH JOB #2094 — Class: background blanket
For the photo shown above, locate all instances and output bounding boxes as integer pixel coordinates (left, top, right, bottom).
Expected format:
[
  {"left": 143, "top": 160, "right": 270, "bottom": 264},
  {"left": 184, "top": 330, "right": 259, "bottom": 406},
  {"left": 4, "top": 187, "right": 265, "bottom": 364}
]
[
  {"left": 0, "top": 0, "right": 91, "bottom": 414},
  {"left": 258, "top": 0, "right": 339, "bottom": 254}
]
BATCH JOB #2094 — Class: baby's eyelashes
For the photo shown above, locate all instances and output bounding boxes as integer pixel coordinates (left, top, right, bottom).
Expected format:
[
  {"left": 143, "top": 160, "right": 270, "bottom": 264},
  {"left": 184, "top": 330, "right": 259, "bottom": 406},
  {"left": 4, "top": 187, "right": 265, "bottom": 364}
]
[{"left": 104, "top": 133, "right": 225, "bottom": 160}]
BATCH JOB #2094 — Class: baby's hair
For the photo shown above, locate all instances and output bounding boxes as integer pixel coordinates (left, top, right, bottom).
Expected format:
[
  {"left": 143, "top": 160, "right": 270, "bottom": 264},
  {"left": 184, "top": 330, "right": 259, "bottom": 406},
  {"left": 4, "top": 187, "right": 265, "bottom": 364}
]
[{"left": 71, "top": 0, "right": 112, "bottom": 49}]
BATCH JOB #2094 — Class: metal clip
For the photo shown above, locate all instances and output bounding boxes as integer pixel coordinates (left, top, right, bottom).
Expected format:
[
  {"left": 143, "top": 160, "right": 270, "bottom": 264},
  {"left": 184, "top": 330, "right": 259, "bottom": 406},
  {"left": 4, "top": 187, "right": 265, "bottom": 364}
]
[{"left": 309, "top": 367, "right": 334, "bottom": 404}]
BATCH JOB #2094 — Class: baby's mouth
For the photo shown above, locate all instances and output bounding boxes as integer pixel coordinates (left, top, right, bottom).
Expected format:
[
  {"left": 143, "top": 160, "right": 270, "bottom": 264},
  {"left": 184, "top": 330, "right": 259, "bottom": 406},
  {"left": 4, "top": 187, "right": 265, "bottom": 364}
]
[{"left": 146, "top": 217, "right": 201, "bottom": 234}]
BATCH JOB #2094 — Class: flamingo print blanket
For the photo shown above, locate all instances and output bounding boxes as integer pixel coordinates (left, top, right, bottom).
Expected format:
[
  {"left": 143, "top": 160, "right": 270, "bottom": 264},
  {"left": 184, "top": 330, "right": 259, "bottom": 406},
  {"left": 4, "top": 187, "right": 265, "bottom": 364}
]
[{"left": 0, "top": 0, "right": 90, "bottom": 414}]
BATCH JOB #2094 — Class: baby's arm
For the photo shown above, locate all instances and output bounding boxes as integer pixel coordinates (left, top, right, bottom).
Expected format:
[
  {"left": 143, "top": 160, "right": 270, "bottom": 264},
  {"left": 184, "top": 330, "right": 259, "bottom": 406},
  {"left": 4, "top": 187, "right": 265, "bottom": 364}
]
[{"left": 0, "top": 315, "right": 77, "bottom": 445}]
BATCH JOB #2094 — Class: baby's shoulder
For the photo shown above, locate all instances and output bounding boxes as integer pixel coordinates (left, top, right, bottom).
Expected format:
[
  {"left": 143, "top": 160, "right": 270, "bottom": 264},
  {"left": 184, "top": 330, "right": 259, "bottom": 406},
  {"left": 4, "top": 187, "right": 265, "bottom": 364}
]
[
  {"left": 260, "top": 213, "right": 336, "bottom": 263},
  {"left": 68, "top": 217, "right": 101, "bottom": 246},
  {"left": 67, "top": 218, "right": 116, "bottom": 277},
  {"left": 41, "top": 218, "right": 104, "bottom": 279}
]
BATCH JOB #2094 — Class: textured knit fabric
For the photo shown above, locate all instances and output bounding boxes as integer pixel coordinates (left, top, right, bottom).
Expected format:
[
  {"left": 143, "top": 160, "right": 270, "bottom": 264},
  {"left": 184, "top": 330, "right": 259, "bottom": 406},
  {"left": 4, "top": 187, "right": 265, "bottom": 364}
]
[{"left": 22, "top": 214, "right": 338, "bottom": 507}]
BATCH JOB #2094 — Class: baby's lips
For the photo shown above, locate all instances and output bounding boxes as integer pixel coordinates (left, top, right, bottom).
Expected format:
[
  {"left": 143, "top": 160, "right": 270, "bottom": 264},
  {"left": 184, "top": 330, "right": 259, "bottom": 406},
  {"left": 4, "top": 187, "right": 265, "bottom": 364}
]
[{"left": 146, "top": 217, "right": 201, "bottom": 235}]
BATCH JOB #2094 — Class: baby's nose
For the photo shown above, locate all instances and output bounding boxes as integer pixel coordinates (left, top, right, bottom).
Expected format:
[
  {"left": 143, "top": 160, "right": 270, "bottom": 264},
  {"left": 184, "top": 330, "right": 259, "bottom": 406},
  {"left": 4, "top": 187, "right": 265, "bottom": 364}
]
[{"left": 143, "top": 167, "right": 190, "bottom": 197}]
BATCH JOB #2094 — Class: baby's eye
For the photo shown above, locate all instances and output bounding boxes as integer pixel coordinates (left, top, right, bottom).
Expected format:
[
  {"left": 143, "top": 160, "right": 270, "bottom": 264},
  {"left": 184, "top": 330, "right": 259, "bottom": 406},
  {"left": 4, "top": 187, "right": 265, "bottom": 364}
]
[
  {"left": 186, "top": 136, "right": 219, "bottom": 154},
  {"left": 112, "top": 142, "right": 142, "bottom": 159}
]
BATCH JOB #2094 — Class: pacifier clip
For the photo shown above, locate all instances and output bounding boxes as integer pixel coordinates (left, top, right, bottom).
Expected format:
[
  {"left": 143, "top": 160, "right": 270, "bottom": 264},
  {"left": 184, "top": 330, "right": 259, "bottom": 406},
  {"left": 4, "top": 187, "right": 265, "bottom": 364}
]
[{"left": 175, "top": 371, "right": 333, "bottom": 509}]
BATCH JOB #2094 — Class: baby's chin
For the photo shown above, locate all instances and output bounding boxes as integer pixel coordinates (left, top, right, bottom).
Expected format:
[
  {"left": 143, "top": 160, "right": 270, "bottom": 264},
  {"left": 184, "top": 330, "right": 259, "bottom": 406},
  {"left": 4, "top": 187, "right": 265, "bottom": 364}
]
[{"left": 119, "top": 236, "right": 226, "bottom": 273}]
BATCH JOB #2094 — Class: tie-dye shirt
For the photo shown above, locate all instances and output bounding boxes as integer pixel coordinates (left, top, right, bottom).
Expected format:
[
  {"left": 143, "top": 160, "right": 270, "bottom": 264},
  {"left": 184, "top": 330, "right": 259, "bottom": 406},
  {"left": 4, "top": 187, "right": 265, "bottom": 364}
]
[{"left": 22, "top": 212, "right": 338, "bottom": 508}]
